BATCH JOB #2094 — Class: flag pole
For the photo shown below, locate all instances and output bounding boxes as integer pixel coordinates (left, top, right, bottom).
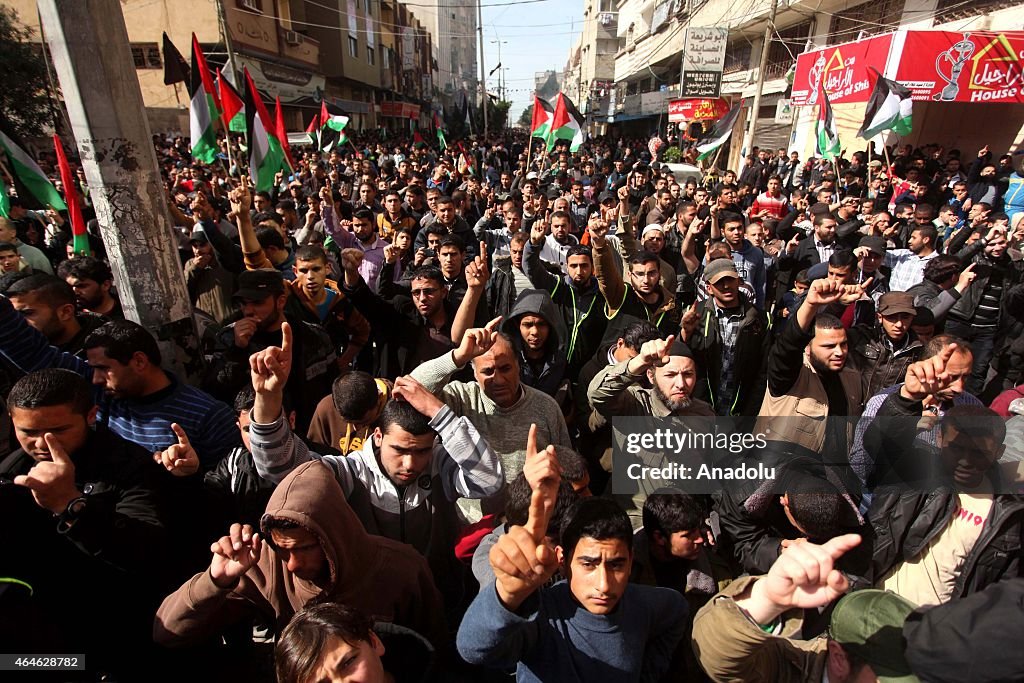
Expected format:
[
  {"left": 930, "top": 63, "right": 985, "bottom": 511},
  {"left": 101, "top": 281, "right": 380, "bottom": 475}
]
[
  {"left": 526, "top": 136, "right": 534, "bottom": 175},
  {"left": 882, "top": 142, "right": 892, "bottom": 175}
]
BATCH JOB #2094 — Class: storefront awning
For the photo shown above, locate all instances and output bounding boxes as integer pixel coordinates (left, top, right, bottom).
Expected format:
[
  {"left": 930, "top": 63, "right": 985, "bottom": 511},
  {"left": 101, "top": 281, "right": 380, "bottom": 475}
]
[{"left": 791, "top": 30, "right": 1024, "bottom": 106}]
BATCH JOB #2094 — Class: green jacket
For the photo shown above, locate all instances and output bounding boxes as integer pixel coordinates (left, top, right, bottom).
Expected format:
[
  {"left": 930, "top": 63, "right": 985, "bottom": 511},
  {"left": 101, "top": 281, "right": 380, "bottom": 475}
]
[{"left": 692, "top": 576, "right": 828, "bottom": 683}]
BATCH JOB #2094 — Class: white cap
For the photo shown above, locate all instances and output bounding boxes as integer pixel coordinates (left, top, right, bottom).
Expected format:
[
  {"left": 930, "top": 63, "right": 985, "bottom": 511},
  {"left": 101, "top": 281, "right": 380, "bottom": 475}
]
[
  {"left": 641, "top": 223, "right": 665, "bottom": 240},
  {"left": 526, "top": 171, "right": 539, "bottom": 180}
]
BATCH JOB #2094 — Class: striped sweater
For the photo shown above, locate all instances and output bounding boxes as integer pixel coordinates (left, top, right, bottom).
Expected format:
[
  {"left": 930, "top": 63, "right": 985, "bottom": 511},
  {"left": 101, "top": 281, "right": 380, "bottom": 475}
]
[{"left": 0, "top": 296, "right": 239, "bottom": 467}]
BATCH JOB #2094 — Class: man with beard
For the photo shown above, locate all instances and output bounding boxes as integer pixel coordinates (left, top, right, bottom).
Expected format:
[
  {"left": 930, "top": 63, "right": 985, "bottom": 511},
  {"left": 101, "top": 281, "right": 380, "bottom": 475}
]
[
  {"left": 208, "top": 269, "right": 338, "bottom": 435},
  {"left": 56, "top": 256, "right": 124, "bottom": 319},
  {"left": 848, "top": 336, "right": 979, "bottom": 510},
  {"left": 590, "top": 212, "right": 678, "bottom": 338},
  {"left": 4, "top": 274, "right": 107, "bottom": 356},
  {"left": 321, "top": 203, "right": 389, "bottom": 295},
  {"left": 756, "top": 278, "right": 865, "bottom": 458},
  {"left": 588, "top": 334, "right": 714, "bottom": 418},
  {"left": 0, "top": 296, "right": 238, "bottom": 467},
  {"left": 885, "top": 224, "right": 939, "bottom": 291}
]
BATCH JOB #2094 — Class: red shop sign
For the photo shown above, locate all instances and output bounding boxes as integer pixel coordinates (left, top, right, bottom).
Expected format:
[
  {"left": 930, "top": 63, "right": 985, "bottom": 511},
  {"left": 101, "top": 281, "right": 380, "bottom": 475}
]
[
  {"left": 791, "top": 33, "right": 893, "bottom": 106},
  {"left": 894, "top": 31, "right": 1024, "bottom": 103},
  {"left": 668, "top": 98, "right": 729, "bottom": 122}
]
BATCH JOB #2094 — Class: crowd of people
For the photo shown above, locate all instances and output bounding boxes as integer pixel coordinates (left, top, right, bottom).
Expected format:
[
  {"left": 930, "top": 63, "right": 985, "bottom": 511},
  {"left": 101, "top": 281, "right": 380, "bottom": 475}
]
[{"left": 1, "top": 126, "right": 1024, "bottom": 683}]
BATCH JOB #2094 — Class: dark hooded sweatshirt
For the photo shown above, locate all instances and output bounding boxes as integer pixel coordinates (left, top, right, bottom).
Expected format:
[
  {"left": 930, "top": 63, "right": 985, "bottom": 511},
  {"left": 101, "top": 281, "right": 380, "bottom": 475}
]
[
  {"left": 154, "top": 461, "right": 447, "bottom": 649},
  {"left": 501, "top": 289, "right": 569, "bottom": 398}
]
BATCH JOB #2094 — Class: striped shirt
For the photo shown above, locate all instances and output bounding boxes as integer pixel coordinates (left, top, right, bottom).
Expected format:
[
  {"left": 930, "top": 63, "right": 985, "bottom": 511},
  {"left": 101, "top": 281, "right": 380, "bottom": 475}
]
[{"left": 0, "top": 296, "right": 239, "bottom": 467}]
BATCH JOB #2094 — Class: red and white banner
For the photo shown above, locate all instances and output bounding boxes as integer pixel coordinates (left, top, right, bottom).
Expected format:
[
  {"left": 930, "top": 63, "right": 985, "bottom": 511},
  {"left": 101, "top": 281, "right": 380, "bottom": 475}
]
[
  {"left": 894, "top": 31, "right": 1024, "bottom": 103},
  {"left": 791, "top": 30, "right": 1024, "bottom": 106},
  {"left": 668, "top": 98, "right": 730, "bottom": 122},
  {"left": 790, "top": 34, "right": 892, "bottom": 106}
]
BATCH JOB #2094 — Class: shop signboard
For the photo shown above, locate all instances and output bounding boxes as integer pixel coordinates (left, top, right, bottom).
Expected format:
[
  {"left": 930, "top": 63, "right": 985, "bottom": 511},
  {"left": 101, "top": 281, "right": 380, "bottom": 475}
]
[
  {"left": 791, "top": 33, "right": 892, "bottom": 106},
  {"left": 682, "top": 27, "right": 727, "bottom": 97},
  {"left": 668, "top": 98, "right": 729, "bottom": 122},
  {"left": 894, "top": 31, "right": 1024, "bottom": 103}
]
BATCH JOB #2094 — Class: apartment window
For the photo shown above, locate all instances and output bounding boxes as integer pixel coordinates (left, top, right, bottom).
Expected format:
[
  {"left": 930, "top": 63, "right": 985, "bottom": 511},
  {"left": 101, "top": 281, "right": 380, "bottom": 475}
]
[
  {"left": 599, "top": 0, "right": 614, "bottom": 10},
  {"left": 764, "top": 21, "right": 811, "bottom": 79},
  {"left": 364, "top": 0, "right": 371, "bottom": 12},
  {"left": 132, "top": 43, "right": 162, "bottom": 69},
  {"left": 349, "top": 36, "right": 359, "bottom": 58},
  {"left": 368, "top": 46, "right": 375, "bottom": 65},
  {"left": 383, "top": 46, "right": 390, "bottom": 68},
  {"left": 723, "top": 39, "right": 752, "bottom": 74},
  {"left": 238, "top": 0, "right": 262, "bottom": 11},
  {"left": 828, "top": 0, "right": 905, "bottom": 45}
]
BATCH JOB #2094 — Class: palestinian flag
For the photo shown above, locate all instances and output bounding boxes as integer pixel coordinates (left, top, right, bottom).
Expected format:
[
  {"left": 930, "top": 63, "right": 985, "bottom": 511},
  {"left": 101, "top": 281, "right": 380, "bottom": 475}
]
[
  {"left": 0, "top": 125, "right": 67, "bottom": 211},
  {"left": 857, "top": 68, "right": 913, "bottom": 140},
  {"left": 217, "top": 69, "right": 246, "bottom": 133},
  {"left": 696, "top": 104, "right": 742, "bottom": 161},
  {"left": 162, "top": 32, "right": 190, "bottom": 86},
  {"left": 189, "top": 34, "right": 220, "bottom": 164},
  {"left": 433, "top": 111, "right": 447, "bottom": 150},
  {"left": 319, "top": 101, "right": 349, "bottom": 152},
  {"left": 306, "top": 115, "right": 320, "bottom": 148},
  {"left": 243, "top": 68, "right": 285, "bottom": 192},
  {"left": 53, "top": 136, "right": 90, "bottom": 256},
  {"left": 816, "top": 89, "right": 841, "bottom": 161},
  {"left": 274, "top": 97, "right": 296, "bottom": 172},
  {"left": 547, "top": 93, "right": 584, "bottom": 152},
  {"left": 530, "top": 95, "right": 554, "bottom": 140}
]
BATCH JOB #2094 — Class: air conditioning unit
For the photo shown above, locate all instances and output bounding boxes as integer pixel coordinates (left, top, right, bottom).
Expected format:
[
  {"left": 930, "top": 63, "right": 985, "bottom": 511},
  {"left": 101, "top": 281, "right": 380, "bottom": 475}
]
[
  {"left": 239, "top": 0, "right": 260, "bottom": 12},
  {"left": 284, "top": 30, "right": 302, "bottom": 46}
]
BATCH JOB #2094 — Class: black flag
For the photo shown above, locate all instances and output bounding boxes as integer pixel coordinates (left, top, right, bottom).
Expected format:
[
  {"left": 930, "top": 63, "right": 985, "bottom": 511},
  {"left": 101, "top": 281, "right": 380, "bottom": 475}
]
[{"left": 162, "top": 32, "right": 191, "bottom": 86}]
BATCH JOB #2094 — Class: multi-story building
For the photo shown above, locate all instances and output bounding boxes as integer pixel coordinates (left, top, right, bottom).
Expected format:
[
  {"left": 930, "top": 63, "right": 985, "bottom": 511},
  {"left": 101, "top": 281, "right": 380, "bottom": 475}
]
[
  {"left": 606, "top": 0, "right": 1024, "bottom": 169},
  {"left": 8, "top": 0, "right": 437, "bottom": 135},
  {"left": 564, "top": 0, "right": 618, "bottom": 133},
  {"left": 400, "top": 0, "right": 478, "bottom": 101},
  {"left": 535, "top": 70, "right": 563, "bottom": 101}
]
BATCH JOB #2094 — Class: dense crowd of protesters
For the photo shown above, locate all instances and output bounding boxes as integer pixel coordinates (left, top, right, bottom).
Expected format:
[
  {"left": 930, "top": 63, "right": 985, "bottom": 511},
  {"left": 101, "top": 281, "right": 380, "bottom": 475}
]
[{"left": 1, "top": 127, "right": 1023, "bottom": 682}]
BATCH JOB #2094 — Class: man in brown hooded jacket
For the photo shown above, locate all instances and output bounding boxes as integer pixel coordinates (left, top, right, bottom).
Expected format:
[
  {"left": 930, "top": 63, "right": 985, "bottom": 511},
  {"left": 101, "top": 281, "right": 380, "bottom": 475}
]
[{"left": 153, "top": 460, "right": 447, "bottom": 649}]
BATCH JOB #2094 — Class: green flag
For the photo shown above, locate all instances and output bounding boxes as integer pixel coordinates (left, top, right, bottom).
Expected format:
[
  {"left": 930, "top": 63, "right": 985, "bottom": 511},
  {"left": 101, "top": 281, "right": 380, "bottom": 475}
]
[{"left": 0, "top": 128, "right": 67, "bottom": 211}]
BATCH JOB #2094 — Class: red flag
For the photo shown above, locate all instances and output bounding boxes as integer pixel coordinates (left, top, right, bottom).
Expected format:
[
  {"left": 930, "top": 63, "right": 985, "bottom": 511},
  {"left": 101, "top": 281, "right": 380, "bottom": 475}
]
[
  {"left": 52, "top": 136, "right": 89, "bottom": 256},
  {"left": 413, "top": 131, "right": 424, "bottom": 144},
  {"left": 305, "top": 115, "right": 319, "bottom": 134},
  {"left": 216, "top": 69, "right": 243, "bottom": 124},
  {"left": 190, "top": 34, "right": 221, "bottom": 119},
  {"left": 274, "top": 97, "right": 296, "bottom": 172},
  {"left": 320, "top": 101, "right": 330, "bottom": 128}
]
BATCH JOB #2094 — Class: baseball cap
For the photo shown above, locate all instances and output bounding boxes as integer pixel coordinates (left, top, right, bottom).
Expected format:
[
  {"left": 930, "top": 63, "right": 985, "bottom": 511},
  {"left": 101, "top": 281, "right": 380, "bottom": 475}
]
[
  {"left": 234, "top": 270, "right": 286, "bottom": 302},
  {"left": 188, "top": 227, "right": 210, "bottom": 244},
  {"left": 546, "top": 186, "right": 562, "bottom": 200},
  {"left": 526, "top": 171, "right": 539, "bottom": 180},
  {"left": 830, "top": 590, "right": 919, "bottom": 683},
  {"left": 877, "top": 292, "right": 917, "bottom": 317},
  {"left": 598, "top": 190, "right": 616, "bottom": 205},
  {"left": 858, "top": 235, "right": 887, "bottom": 256},
  {"left": 703, "top": 258, "right": 740, "bottom": 284}
]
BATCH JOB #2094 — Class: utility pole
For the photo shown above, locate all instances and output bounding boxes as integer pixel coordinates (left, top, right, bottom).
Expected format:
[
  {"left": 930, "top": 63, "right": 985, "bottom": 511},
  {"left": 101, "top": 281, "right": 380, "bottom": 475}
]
[
  {"left": 215, "top": 0, "right": 240, "bottom": 85},
  {"left": 478, "top": 0, "right": 488, "bottom": 137},
  {"left": 37, "top": 0, "right": 203, "bottom": 381},
  {"left": 741, "top": 0, "right": 779, "bottom": 157}
]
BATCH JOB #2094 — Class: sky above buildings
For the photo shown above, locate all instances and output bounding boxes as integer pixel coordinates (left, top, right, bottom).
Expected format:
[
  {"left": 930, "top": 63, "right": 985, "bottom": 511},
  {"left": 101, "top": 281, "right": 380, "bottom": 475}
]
[{"left": 480, "top": 0, "right": 582, "bottom": 122}]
